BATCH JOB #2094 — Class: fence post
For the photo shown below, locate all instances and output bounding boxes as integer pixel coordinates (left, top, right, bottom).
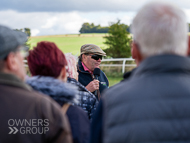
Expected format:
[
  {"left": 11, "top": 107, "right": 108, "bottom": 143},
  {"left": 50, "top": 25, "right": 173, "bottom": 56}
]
[{"left": 122, "top": 59, "right": 126, "bottom": 74}]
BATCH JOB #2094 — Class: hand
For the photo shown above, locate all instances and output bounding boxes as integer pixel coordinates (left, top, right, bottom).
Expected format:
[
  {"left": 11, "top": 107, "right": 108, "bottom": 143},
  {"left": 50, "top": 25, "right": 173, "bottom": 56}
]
[{"left": 86, "top": 80, "right": 99, "bottom": 92}]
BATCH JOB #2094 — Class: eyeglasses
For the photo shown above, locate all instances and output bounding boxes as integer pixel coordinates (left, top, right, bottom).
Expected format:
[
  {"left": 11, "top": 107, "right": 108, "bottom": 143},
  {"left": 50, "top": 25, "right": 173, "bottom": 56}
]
[
  {"left": 17, "top": 46, "right": 29, "bottom": 58},
  {"left": 3, "top": 46, "right": 29, "bottom": 60},
  {"left": 90, "top": 55, "right": 102, "bottom": 60}
]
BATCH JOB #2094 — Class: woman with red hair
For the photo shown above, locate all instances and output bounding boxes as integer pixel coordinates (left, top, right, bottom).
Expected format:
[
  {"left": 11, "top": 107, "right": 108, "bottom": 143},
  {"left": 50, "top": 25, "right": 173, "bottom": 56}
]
[{"left": 26, "top": 41, "right": 90, "bottom": 143}]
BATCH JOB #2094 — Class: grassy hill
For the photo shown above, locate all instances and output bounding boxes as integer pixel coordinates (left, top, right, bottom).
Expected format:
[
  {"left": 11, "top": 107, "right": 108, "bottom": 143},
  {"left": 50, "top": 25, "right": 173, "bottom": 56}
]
[{"left": 28, "top": 33, "right": 108, "bottom": 56}]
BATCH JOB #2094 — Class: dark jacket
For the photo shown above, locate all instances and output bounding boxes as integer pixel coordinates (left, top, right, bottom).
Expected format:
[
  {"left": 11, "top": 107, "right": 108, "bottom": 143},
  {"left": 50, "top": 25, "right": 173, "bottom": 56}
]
[
  {"left": 27, "top": 76, "right": 90, "bottom": 143},
  {"left": 91, "top": 55, "right": 190, "bottom": 143},
  {"left": 122, "top": 67, "right": 136, "bottom": 81},
  {"left": 67, "top": 77, "right": 99, "bottom": 120},
  {"left": 0, "top": 73, "right": 72, "bottom": 143},
  {"left": 77, "top": 60, "right": 109, "bottom": 99}
]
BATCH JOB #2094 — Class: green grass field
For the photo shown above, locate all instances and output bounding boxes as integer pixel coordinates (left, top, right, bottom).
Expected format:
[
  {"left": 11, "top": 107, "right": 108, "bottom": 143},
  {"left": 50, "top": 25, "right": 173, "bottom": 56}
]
[
  {"left": 28, "top": 33, "right": 123, "bottom": 86},
  {"left": 108, "top": 76, "right": 123, "bottom": 86},
  {"left": 29, "top": 33, "right": 108, "bottom": 56}
]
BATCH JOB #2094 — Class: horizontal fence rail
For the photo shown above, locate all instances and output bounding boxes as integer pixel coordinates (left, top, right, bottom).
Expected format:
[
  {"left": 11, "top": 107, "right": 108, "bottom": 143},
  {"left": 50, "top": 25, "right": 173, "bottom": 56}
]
[
  {"left": 24, "top": 58, "right": 136, "bottom": 74},
  {"left": 101, "top": 58, "right": 136, "bottom": 73}
]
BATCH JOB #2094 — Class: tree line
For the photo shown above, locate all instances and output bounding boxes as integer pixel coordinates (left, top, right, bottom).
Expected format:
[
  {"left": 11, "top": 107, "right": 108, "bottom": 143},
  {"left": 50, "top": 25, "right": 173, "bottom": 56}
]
[
  {"left": 79, "top": 22, "right": 130, "bottom": 33},
  {"left": 14, "top": 28, "right": 31, "bottom": 36}
]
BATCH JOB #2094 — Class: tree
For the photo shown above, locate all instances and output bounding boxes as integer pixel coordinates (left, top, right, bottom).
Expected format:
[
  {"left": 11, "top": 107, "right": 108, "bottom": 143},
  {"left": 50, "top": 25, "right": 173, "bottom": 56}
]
[
  {"left": 79, "top": 23, "right": 91, "bottom": 33},
  {"left": 14, "top": 28, "right": 31, "bottom": 36},
  {"left": 24, "top": 28, "right": 31, "bottom": 36},
  {"left": 79, "top": 22, "right": 109, "bottom": 33},
  {"left": 103, "top": 20, "right": 132, "bottom": 58}
]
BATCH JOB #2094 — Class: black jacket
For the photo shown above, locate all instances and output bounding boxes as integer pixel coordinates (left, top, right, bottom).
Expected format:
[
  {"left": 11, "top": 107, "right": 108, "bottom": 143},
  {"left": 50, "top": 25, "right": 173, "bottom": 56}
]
[
  {"left": 91, "top": 55, "right": 190, "bottom": 143},
  {"left": 0, "top": 73, "right": 72, "bottom": 143},
  {"left": 77, "top": 60, "right": 109, "bottom": 99}
]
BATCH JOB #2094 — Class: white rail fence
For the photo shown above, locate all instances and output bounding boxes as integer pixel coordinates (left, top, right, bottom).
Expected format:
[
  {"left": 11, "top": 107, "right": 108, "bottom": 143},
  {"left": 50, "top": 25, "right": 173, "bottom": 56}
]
[
  {"left": 24, "top": 58, "right": 136, "bottom": 74},
  {"left": 101, "top": 58, "right": 136, "bottom": 73}
]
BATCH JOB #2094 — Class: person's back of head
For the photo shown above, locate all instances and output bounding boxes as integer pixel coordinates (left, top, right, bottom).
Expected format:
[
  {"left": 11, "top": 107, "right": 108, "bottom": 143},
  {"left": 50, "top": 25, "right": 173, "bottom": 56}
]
[
  {"left": 65, "top": 53, "right": 78, "bottom": 80},
  {"left": 131, "top": 1, "right": 188, "bottom": 58},
  {"left": 27, "top": 41, "right": 68, "bottom": 81}
]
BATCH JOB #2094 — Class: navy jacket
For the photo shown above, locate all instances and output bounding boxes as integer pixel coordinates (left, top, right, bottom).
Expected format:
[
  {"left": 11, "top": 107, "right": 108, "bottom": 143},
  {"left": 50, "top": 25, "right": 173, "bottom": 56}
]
[
  {"left": 77, "top": 60, "right": 109, "bottom": 99},
  {"left": 91, "top": 55, "right": 190, "bottom": 143},
  {"left": 27, "top": 76, "right": 90, "bottom": 143}
]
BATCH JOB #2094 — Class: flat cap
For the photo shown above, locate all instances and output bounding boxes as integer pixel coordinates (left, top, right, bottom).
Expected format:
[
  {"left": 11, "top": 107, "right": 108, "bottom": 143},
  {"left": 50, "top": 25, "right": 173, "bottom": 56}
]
[
  {"left": 0, "top": 25, "right": 27, "bottom": 59},
  {"left": 80, "top": 44, "right": 106, "bottom": 56}
]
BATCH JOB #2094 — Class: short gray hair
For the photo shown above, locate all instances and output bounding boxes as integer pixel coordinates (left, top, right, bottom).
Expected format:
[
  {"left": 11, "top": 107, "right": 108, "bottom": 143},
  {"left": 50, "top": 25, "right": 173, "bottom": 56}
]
[{"left": 131, "top": 1, "right": 188, "bottom": 57}]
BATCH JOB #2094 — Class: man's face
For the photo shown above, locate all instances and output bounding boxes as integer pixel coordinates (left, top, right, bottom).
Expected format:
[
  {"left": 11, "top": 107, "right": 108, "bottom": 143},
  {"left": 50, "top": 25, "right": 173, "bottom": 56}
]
[
  {"left": 82, "top": 54, "right": 102, "bottom": 71},
  {"left": 12, "top": 52, "right": 26, "bottom": 81},
  {"left": 5, "top": 46, "right": 27, "bottom": 81}
]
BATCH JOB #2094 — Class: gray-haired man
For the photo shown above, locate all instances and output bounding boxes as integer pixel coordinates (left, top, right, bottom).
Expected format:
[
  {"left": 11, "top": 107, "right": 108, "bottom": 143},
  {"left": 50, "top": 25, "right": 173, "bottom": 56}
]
[{"left": 90, "top": 1, "right": 190, "bottom": 143}]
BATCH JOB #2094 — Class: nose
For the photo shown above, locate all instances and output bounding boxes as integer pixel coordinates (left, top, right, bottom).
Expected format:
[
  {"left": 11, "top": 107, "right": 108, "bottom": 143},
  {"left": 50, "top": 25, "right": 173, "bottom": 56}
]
[{"left": 97, "top": 58, "right": 101, "bottom": 62}]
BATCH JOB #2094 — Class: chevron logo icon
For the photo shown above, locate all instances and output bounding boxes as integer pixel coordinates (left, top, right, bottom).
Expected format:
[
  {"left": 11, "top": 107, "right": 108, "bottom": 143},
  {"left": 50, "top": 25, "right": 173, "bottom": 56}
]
[{"left": 9, "top": 127, "right": 18, "bottom": 134}]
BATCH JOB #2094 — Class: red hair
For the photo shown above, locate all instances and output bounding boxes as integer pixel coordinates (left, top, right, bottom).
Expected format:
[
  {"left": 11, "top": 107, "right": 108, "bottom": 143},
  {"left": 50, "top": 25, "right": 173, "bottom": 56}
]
[{"left": 27, "top": 41, "right": 67, "bottom": 78}]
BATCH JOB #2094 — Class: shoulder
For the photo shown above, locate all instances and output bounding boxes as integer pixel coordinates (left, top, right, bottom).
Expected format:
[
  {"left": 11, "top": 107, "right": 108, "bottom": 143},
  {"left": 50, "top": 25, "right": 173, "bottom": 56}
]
[
  {"left": 67, "top": 105, "right": 89, "bottom": 119},
  {"left": 103, "top": 80, "right": 131, "bottom": 101}
]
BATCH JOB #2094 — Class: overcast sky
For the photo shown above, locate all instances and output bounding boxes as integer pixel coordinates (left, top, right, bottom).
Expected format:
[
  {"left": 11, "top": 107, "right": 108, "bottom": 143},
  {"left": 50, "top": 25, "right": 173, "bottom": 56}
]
[{"left": 1, "top": 0, "right": 190, "bottom": 36}]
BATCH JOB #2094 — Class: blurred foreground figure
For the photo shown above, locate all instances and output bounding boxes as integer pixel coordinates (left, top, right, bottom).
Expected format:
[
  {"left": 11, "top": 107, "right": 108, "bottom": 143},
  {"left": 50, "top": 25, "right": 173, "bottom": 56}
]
[
  {"left": 65, "top": 53, "right": 98, "bottom": 120},
  {"left": 0, "top": 26, "right": 72, "bottom": 142},
  {"left": 91, "top": 2, "right": 190, "bottom": 143},
  {"left": 26, "top": 41, "right": 90, "bottom": 143}
]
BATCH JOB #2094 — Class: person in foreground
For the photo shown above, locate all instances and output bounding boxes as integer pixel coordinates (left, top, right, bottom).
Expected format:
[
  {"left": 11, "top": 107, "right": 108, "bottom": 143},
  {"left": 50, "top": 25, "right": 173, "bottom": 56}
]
[
  {"left": 77, "top": 44, "right": 109, "bottom": 100},
  {"left": 90, "top": 1, "right": 190, "bottom": 143},
  {"left": 0, "top": 25, "right": 72, "bottom": 142},
  {"left": 65, "top": 53, "right": 98, "bottom": 120},
  {"left": 26, "top": 41, "right": 90, "bottom": 143}
]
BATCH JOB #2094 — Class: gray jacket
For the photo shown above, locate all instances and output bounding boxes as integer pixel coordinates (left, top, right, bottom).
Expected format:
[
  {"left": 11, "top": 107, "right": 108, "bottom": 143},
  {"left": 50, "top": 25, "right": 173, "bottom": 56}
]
[{"left": 97, "top": 55, "right": 190, "bottom": 143}]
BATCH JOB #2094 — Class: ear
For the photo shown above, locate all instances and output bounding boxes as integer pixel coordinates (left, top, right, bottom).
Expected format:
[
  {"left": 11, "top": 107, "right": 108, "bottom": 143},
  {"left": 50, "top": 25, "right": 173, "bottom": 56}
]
[
  {"left": 131, "top": 42, "right": 136, "bottom": 59},
  {"left": 59, "top": 67, "right": 67, "bottom": 82},
  {"left": 82, "top": 54, "right": 87, "bottom": 61},
  {"left": 187, "top": 36, "right": 190, "bottom": 56},
  {"left": 132, "top": 42, "right": 143, "bottom": 66},
  {"left": 6, "top": 53, "right": 18, "bottom": 71}
]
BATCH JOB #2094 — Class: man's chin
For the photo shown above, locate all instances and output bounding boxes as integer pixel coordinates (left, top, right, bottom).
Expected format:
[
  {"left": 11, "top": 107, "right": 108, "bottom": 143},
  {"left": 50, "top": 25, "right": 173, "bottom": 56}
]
[{"left": 95, "top": 66, "right": 100, "bottom": 68}]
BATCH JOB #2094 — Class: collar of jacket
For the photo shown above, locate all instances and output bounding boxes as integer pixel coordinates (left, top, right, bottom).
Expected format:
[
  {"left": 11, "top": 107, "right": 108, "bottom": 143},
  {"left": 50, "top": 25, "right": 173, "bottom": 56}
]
[
  {"left": 77, "top": 60, "right": 92, "bottom": 74},
  {"left": 123, "top": 68, "right": 137, "bottom": 80},
  {"left": 132, "top": 54, "right": 190, "bottom": 77},
  {"left": 26, "top": 76, "right": 79, "bottom": 105},
  {"left": 0, "top": 72, "right": 32, "bottom": 91}
]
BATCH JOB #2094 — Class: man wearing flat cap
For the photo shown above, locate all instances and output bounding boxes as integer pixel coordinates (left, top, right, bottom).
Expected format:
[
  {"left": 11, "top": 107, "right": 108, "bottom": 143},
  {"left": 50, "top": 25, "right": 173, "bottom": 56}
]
[
  {"left": 78, "top": 44, "right": 109, "bottom": 100},
  {"left": 0, "top": 25, "right": 72, "bottom": 143}
]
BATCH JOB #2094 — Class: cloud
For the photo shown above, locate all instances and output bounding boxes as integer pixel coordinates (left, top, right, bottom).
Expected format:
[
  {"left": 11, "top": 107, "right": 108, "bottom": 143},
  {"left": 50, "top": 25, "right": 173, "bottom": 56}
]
[
  {"left": 31, "top": 29, "right": 40, "bottom": 36},
  {"left": 0, "top": 10, "right": 89, "bottom": 36},
  {"left": 0, "top": 0, "right": 145, "bottom": 12},
  {"left": 41, "top": 17, "right": 58, "bottom": 29},
  {"left": 0, "top": 10, "right": 135, "bottom": 36},
  {"left": 2, "top": 0, "right": 190, "bottom": 12}
]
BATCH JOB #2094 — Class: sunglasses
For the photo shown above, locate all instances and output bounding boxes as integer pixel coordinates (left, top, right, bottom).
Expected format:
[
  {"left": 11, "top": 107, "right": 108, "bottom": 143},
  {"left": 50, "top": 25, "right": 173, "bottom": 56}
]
[{"left": 90, "top": 55, "right": 102, "bottom": 60}]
